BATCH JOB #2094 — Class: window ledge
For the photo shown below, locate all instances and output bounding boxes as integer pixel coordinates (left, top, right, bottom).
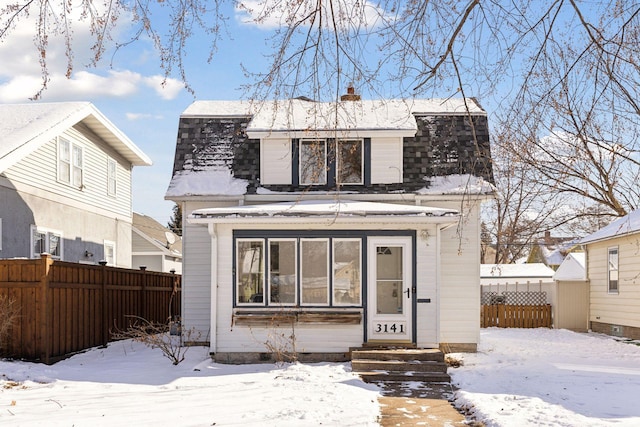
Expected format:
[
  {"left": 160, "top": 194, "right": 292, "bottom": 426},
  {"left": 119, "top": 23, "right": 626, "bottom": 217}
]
[{"left": 233, "top": 309, "right": 362, "bottom": 326}]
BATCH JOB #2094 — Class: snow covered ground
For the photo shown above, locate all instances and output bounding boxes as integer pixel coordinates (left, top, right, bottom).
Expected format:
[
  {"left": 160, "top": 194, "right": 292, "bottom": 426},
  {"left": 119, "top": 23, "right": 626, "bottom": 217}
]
[
  {"left": 1, "top": 328, "right": 639, "bottom": 426},
  {"left": 450, "top": 328, "right": 640, "bottom": 427}
]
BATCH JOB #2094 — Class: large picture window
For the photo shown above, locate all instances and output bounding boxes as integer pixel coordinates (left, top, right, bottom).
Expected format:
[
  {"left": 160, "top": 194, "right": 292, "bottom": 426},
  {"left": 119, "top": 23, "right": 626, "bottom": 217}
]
[
  {"left": 235, "top": 235, "right": 362, "bottom": 308},
  {"left": 608, "top": 247, "right": 619, "bottom": 293}
]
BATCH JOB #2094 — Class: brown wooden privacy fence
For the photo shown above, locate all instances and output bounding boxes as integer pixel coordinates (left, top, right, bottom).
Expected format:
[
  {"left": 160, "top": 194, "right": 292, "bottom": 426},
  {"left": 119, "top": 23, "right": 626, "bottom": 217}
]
[
  {"left": 481, "top": 304, "right": 552, "bottom": 328},
  {"left": 0, "top": 254, "right": 181, "bottom": 363}
]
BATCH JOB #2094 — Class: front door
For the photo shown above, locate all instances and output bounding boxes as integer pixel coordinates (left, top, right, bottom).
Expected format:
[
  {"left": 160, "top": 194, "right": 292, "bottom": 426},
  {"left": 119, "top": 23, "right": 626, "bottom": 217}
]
[{"left": 367, "top": 237, "right": 413, "bottom": 344}]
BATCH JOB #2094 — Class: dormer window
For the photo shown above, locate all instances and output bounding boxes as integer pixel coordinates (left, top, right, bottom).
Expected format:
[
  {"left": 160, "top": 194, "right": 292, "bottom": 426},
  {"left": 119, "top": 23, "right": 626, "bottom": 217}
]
[
  {"left": 300, "top": 139, "right": 327, "bottom": 185},
  {"left": 295, "top": 138, "right": 365, "bottom": 187}
]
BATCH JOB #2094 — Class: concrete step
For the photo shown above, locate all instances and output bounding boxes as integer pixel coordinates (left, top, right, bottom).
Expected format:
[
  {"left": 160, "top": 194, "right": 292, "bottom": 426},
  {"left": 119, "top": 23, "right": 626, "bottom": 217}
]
[
  {"left": 351, "top": 359, "right": 448, "bottom": 373},
  {"left": 351, "top": 348, "right": 444, "bottom": 362},
  {"left": 357, "top": 370, "right": 451, "bottom": 383}
]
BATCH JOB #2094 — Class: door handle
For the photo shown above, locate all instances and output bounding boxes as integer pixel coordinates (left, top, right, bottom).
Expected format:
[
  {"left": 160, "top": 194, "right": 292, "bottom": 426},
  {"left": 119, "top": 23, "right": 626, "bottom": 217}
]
[{"left": 404, "top": 288, "right": 411, "bottom": 299}]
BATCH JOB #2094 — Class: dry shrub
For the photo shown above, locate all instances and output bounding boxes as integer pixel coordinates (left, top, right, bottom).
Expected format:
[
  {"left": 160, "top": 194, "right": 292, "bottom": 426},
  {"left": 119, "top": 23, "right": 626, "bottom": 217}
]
[
  {"left": 0, "top": 295, "right": 20, "bottom": 355},
  {"left": 111, "top": 316, "right": 200, "bottom": 365}
]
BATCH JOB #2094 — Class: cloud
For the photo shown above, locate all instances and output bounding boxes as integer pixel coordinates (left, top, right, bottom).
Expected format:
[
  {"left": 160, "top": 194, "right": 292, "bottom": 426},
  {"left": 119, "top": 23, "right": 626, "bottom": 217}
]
[
  {"left": 0, "top": 0, "right": 183, "bottom": 102},
  {"left": 235, "top": 0, "right": 387, "bottom": 30},
  {"left": 126, "top": 112, "right": 164, "bottom": 121}
]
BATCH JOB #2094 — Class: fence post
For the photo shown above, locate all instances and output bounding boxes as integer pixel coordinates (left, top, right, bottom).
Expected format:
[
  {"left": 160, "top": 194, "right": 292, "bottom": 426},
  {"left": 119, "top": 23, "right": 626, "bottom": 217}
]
[
  {"left": 139, "top": 266, "right": 147, "bottom": 321},
  {"left": 99, "top": 261, "right": 108, "bottom": 347},
  {"left": 38, "top": 254, "right": 53, "bottom": 363}
]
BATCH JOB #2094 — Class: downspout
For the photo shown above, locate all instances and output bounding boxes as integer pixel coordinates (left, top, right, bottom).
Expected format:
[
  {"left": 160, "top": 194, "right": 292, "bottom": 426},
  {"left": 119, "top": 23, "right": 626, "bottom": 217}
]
[
  {"left": 435, "top": 225, "right": 441, "bottom": 347},
  {"left": 208, "top": 223, "right": 217, "bottom": 354}
]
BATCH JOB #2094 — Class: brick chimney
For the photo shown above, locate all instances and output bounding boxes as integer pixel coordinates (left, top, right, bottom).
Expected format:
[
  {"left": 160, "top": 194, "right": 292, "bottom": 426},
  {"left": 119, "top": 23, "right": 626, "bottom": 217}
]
[{"left": 340, "top": 84, "right": 361, "bottom": 101}]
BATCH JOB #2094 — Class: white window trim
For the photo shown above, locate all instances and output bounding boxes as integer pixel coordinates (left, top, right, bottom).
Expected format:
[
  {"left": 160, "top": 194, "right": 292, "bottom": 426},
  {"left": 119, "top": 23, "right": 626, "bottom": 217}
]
[
  {"left": 336, "top": 139, "right": 364, "bottom": 185},
  {"left": 57, "top": 136, "right": 84, "bottom": 189},
  {"left": 608, "top": 246, "right": 619, "bottom": 294},
  {"left": 107, "top": 157, "right": 117, "bottom": 197},
  {"left": 30, "top": 225, "right": 63, "bottom": 260},
  {"left": 104, "top": 240, "right": 116, "bottom": 266}
]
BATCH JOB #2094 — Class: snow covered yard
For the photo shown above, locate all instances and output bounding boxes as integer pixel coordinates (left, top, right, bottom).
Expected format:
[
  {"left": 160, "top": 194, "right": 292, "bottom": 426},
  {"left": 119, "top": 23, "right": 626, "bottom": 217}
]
[
  {"left": 0, "top": 341, "right": 380, "bottom": 426},
  {"left": 1, "top": 328, "right": 640, "bottom": 426},
  {"left": 450, "top": 328, "right": 640, "bottom": 426}
]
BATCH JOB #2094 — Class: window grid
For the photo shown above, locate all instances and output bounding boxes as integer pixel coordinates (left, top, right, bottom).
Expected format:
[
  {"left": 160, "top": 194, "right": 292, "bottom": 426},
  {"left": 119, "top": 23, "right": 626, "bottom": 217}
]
[{"left": 58, "top": 137, "right": 83, "bottom": 189}]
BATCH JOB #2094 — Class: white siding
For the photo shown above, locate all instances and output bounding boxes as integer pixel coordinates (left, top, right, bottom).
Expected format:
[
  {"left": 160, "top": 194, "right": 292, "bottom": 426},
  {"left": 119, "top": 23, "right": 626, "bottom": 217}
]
[
  {"left": 415, "top": 225, "right": 439, "bottom": 347},
  {"left": 429, "top": 200, "right": 481, "bottom": 348},
  {"left": 588, "top": 236, "right": 640, "bottom": 328},
  {"left": 3, "top": 127, "right": 132, "bottom": 218},
  {"left": 260, "top": 138, "right": 291, "bottom": 185},
  {"left": 370, "top": 137, "right": 402, "bottom": 184}
]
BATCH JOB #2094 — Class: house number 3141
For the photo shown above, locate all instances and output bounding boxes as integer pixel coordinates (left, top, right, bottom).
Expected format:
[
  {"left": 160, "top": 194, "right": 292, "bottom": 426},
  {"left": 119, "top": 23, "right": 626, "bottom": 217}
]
[{"left": 375, "top": 323, "right": 405, "bottom": 333}]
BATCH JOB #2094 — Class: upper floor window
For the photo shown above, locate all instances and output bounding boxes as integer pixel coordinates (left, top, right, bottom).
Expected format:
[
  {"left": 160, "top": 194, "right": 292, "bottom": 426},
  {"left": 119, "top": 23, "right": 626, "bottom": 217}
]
[
  {"left": 31, "top": 225, "right": 62, "bottom": 260},
  {"left": 297, "top": 139, "right": 365, "bottom": 186},
  {"left": 58, "top": 137, "right": 83, "bottom": 189},
  {"left": 337, "top": 140, "right": 363, "bottom": 184},
  {"left": 107, "top": 158, "right": 117, "bottom": 196},
  {"left": 608, "top": 247, "right": 619, "bottom": 293},
  {"left": 300, "top": 140, "right": 327, "bottom": 185}
]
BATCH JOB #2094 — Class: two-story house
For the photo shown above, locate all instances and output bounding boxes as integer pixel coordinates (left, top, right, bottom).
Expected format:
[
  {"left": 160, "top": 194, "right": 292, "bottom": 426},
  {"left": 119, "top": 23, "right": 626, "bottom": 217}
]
[
  {"left": 166, "top": 96, "right": 494, "bottom": 362},
  {"left": 0, "top": 102, "right": 151, "bottom": 267}
]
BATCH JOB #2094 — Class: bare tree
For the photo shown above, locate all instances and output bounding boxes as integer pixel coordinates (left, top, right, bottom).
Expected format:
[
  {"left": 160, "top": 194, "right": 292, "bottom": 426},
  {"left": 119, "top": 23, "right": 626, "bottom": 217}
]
[{"left": 4, "top": 0, "right": 640, "bottom": 230}]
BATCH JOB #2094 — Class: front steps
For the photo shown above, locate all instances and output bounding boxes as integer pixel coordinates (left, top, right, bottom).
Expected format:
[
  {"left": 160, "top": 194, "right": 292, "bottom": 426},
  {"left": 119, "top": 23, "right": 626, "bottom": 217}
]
[{"left": 351, "top": 348, "right": 451, "bottom": 383}]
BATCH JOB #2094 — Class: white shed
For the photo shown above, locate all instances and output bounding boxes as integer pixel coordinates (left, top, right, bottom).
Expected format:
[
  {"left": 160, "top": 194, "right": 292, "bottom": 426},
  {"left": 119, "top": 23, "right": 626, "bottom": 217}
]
[{"left": 553, "top": 253, "right": 588, "bottom": 332}]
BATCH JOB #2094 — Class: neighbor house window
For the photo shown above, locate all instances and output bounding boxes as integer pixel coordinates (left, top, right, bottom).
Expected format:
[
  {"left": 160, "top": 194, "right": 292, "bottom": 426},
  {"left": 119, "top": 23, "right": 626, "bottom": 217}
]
[
  {"left": 58, "top": 137, "right": 83, "bottom": 189},
  {"left": 235, "top": 235, "right": 362, "bottom": 308},
  {"left": 107, "top": 158, "right": 117, "bottom": 196},
  {"left": 104, "top": 241, "right": 116, "bottom": 266},
  {"left": 337, "top": 140, "right": 363, "bottom": 184},
  {"left": 608, "top": 247, "right": 619, "bottom": 293},
  {"left": 299, "top": 140, "right": 327, "bottom": 185},
  {"left": 31, "top": 226, "right": 62, "bottom": 260}
]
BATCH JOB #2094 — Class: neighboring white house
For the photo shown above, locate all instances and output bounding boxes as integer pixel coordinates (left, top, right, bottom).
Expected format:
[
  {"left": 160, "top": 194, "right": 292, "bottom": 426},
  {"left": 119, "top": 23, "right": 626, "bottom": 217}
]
[
  {"left": 166, "top": 95, "right": 495, "bottom": 362},
  {"left": 580, "top": 210, "right": 640, "bottom": 339},
  {"left": 132, "top": 212, "right": 182, "bottom": 273},
  {"left": 0, "top": 102, "right": 151, "bottom": 267}
]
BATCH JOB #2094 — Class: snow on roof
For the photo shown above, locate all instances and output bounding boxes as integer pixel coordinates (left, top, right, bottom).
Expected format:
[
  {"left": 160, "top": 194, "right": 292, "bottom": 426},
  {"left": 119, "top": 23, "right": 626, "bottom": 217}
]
[
  {"left": 553, "top": 252, "right": 586, "bottom": 281},
  {"left": 580, "top": 209, "right": 640, "bottom": 244},
  {"left": 190, "top": 199, "right": 458, "bottom": 220},
  {"left": 481, "top": 263, "right": 555, "bottom": 279},
  {"left": 165, "top": 170, "right": 248, "bottom": 198},
  {"left": 0, "top": 102, "right": 151, "bottom": 172},
  {"left": 417, "top": 174, "right": 495, "bottom": 195},
  {"left": 181, "top": 98, "right": 485, "bottom": 134}
]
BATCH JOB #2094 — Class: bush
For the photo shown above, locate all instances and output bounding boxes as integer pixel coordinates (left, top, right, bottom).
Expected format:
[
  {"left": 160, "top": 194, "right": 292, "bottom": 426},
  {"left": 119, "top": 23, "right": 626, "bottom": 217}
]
[{"left": 0, "top": 295, "right": 20, "bottom": 355}]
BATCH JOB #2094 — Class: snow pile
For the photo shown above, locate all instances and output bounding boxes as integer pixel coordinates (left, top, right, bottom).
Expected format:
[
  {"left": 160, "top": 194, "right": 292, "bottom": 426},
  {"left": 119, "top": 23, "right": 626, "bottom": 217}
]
[
  {"left": 417, "top": 174, "right": 495, "bottom": 195},
  {"left": 450, "top": 328, "right": 640, "bottom": 426},
  {"left": 165, "top": 170, "right": 248, "bottom": 197}
]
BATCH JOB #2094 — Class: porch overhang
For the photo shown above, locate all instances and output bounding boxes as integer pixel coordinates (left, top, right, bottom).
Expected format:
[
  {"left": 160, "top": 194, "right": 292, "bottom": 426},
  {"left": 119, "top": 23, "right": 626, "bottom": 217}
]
[{"left": 188, "top": 200, "right": 459, "bottom": 226}]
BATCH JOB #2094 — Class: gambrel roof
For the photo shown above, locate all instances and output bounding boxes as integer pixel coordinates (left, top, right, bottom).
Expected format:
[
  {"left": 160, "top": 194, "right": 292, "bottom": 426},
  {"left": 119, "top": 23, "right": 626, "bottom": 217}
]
[{"left": 0, "top": 102, "right": 152, "bottom": 172}]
